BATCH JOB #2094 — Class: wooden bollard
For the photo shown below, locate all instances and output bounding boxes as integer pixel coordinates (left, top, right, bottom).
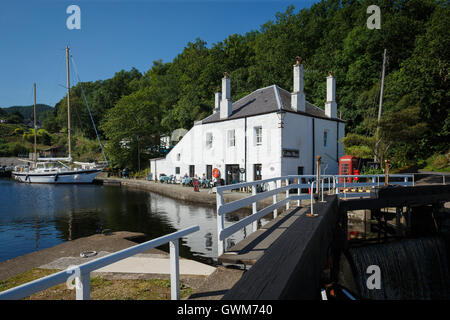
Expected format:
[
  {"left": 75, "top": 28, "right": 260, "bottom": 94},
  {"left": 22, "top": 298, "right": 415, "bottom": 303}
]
[
  {"left": 316, "top": 155, "right": 321, "bottom": 195},
  {"left": 385, "top": 160, "right": 390, "bottom": 186}
]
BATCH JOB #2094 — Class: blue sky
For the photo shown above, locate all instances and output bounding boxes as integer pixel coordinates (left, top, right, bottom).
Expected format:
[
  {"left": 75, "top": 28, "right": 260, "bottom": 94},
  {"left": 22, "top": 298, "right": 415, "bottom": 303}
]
[{"left": 0, "top": 0, "right": 318, "bottom": 107}]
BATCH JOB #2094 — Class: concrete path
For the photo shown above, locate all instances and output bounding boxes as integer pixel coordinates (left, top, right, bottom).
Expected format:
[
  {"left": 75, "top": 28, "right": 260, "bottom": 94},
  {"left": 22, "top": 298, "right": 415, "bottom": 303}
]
[
  {"left": 0, "top": 231, "right": 154, "bottom": 280},
  {"left": 96, "top": 175, "right": 291, "bottom": 209},
  {"left": 40, "top": 252, "right": 216, "bottom": 277}
]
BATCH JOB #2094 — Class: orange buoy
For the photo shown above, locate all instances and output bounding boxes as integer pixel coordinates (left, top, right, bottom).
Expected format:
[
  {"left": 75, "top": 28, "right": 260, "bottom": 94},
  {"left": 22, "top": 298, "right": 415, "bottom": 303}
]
[{"left": 212, "top": 168, "right": 220, "bottom": 178}]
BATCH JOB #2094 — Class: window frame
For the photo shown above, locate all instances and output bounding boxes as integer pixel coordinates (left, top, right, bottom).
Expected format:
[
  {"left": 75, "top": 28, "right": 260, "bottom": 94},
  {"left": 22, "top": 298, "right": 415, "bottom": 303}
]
[
  {"left": 254, "top": 126, "right": 262, "bottom": 146},
  {"left": 323, "top": 130, "right": 329, "bottom": 147},
  {"left": 227, "top": 129, "right": 236, "bottom": 147}
]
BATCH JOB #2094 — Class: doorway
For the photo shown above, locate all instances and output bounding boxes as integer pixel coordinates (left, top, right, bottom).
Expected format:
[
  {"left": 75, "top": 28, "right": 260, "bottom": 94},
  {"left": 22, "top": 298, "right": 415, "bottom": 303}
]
[
  {"left": 254, "top": 164, "right": 262, "bottom": 181},
  {"left": 225, "top": 164, "right": 240, "bottom": 185},
  {"left": 206, "top": 165, "right": 212, "bottom": 180}
]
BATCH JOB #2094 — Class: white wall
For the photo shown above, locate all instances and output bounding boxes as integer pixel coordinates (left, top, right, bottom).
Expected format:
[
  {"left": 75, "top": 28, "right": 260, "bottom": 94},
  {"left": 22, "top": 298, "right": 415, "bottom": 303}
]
[
  {"left": 282, "top": 112, "right": 344, "bottom": 175},
  {"left": 151, "top": 112, "right": 344, "bottom": 181},
  {"left": 151, "top": 113, "right": 282, "bottom": 182}
]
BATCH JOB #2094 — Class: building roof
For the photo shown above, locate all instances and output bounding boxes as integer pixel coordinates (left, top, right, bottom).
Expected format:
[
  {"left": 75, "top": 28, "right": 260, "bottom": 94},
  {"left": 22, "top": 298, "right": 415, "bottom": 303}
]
[{"left": 201, "top": 85, "right": 344, "bottom": 124}]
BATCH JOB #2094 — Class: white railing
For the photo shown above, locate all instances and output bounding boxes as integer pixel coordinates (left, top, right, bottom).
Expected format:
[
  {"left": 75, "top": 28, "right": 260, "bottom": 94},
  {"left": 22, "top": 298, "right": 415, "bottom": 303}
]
[
  {"left": 0, "top": 225, "right": 200, "bottom": 300},
  {"left": 215, "top": 175, "right": 324, "bottom": 256},
  {"left": 215, "top": 174, "right": 414, "bottom": 256},
  {"left": 333, "top": 174, "right": 414, "bottom": 198}
]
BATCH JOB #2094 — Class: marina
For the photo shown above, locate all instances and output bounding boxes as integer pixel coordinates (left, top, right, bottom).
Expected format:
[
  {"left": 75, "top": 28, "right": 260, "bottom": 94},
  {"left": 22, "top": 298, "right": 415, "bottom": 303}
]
[
  {"left": 0, "top": 177, "right": 265, "bottom": 265},
  {"left": 0, "top": 0, "right": 448, "bottom": 305}
]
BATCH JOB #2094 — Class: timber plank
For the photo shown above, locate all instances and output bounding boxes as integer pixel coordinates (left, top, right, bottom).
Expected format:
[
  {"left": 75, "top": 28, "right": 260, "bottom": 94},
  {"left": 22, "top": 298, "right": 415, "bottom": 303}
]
[{"left": 218, "top": 206, "right": 307, "bottom": 266}]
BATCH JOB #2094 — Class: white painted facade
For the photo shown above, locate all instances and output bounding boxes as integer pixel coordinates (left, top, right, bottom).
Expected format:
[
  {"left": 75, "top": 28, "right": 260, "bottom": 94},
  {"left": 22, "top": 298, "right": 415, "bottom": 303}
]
[{"left": 151, "top": 62, "right": 345, "bottom": 183}]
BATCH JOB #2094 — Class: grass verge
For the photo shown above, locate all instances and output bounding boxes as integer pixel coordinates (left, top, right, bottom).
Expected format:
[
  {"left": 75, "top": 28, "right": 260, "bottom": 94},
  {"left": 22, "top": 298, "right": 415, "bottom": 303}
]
[{"left": 0, "top": 268, "right": 193, "bottom": 300}]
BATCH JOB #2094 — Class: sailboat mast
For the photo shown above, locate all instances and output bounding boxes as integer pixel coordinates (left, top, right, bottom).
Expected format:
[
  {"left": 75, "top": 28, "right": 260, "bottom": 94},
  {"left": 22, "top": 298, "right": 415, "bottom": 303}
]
[
  {"left": 66, "top": 46, "right": 72, "bottom": 161},
  {"left": 33, "top": 83, "right": 37, "bottom": 165},
  {"left": 374, "top": 48, "right": 387, "bottom": 163}
]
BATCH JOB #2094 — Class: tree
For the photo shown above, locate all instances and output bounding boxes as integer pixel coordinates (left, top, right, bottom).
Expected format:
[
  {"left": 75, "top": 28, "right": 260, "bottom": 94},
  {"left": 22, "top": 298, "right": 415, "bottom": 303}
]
[
  {"left": 100, "top": 87, "right": 163, "bottom": 170},
  {"left": 6, "top": 111, "right": 24, "bottom": 124}
]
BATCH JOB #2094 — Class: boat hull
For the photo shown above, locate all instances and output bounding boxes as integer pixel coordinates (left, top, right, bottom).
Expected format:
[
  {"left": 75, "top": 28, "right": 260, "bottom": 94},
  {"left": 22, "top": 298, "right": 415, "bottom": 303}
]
[{"left": 12, "top": 169, "right": 101, "bottom": 184}]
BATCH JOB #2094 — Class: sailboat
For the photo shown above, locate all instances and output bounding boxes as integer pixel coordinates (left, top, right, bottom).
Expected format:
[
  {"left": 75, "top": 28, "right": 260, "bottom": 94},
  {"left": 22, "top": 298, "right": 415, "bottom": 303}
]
[{"left": 12, "top": 46, "right": 105, "bottom": 184}]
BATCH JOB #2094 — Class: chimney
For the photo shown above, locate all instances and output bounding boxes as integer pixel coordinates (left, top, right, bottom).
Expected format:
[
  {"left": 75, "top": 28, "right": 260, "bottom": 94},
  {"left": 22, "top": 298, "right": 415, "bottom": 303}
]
[
  {"left": 220, "top": 72, "right": 232, "bottom": 119},
  {"left": 291, "top": 56, "right": 306, "bottom": 112},
  {"left": 214, "top": 91, "right": 221, "bottom": 113},
  {"left": 325, "top": 71, "right": 337, "bottom": 118}
]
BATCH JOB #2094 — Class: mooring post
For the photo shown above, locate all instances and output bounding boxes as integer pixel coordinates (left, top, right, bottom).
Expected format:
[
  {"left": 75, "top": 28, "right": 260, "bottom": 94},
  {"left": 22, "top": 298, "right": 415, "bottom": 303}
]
[
  {"left": 385, "top": 160, "right": 390, "bottom": 186},
  {"left": 316, "top": 156, "right": 321, "bottom": 195}
]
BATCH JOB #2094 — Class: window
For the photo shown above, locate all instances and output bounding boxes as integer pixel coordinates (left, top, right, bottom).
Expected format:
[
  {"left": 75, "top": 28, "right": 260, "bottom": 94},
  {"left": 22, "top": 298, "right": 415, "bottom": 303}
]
[
  {"left": 227, "top": 130, "right": 235, "bottom": 147},
  {"left": 175, "top": 167, "right": 180, "bottom": 174},
  {"left": 254, "top": 126, "right": 262, "bottom": 146},
  {"left": 176, "top": 153, "right": 181, "bottom": 161},
  {"left": 323, "top": 130, "right": 328, "bottom": 147},
  {"left": 206, "top": 132, "right": 213, "bottom": 149},
  {"left": 254, "top": 164, "right": 262, "bottom": 180}
]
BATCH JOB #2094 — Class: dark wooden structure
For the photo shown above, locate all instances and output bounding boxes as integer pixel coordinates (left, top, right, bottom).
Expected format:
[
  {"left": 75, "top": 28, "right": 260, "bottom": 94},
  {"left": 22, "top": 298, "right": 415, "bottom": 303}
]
[
  {"left": 223, "top": 196, "right": 341, "bottom": 299},
  {"left": 222, "top": 185, "right": 450, "bottom": 300}
]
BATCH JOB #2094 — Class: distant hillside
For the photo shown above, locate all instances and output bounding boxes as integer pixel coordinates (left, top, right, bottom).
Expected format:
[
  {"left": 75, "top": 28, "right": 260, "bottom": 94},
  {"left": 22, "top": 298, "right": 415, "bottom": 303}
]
[{"left": 1, "top": 104, "right": 53, "bottom": 121}]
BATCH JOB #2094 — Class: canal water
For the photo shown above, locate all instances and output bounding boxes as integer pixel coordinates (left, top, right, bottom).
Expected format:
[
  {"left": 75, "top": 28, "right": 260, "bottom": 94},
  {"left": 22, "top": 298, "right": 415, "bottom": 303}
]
[{"left": 0, "top": 178, "right": 255, "bottom": 265}]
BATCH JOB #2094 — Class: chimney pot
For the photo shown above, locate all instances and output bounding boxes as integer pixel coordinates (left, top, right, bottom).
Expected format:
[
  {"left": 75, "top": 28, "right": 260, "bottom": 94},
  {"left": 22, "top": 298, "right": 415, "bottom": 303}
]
[
  {"left": 220, "top": 73, "right": 232, "bottom": 119},
  {"left": 325, "top": 72, "right": 337, "bottom": 118},
  {"left": 291, "top": 58, "right": 305, "bottom": 112}
]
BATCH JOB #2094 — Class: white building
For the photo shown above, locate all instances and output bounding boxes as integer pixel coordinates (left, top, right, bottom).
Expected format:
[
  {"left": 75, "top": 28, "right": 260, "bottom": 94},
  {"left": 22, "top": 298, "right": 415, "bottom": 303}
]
[{"left": 151, "top": 58, "right": 345, "bottom": 184}]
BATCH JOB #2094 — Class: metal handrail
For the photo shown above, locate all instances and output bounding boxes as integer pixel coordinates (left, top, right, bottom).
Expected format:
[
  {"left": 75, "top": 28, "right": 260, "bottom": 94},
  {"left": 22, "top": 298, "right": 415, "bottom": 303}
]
[
  {"left": 0, "top": 225, "right": 200, "bottom": 300},
  {"left": 215, "top": 173, "right": 415, "bottom": 256}
]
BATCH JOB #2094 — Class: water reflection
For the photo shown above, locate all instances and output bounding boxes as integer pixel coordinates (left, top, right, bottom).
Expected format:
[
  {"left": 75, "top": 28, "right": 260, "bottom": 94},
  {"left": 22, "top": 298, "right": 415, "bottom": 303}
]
[{"left": 0, "top": 179, "right": 262, "bottom": 264}]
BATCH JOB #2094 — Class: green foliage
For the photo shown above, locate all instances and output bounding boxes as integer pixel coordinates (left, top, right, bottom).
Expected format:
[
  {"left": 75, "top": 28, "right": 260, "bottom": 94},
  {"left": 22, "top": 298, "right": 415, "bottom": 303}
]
[
  {"left": 0, "top": 141, "right": 28, "bottom": 157},
  {"left": 13, "top": 127, "right": 24, "bottom": 135},
  {"left": 420, "top": 152, "right": 450, "bottom": 172},
  {"left": 101, "top": 87, "right": 163, "bottom": 170},
  {"left": 2, "top": 104, "right": 53, "bottom": 122},
  {"left": 22, "top": 128, "right": 52, "bottom": 145},
  {"left": 30, "top": 0, "right": 447, "bottom": 169},
  {"left": 342, "top": 133, "right": 375, "bottom": 159},
  {"left": 40, "top": 110, "right": 59, "bottom": 133},
  {"left": 360, "top": 166, "right": 384, "bottom": 175},
  {"left": 6, "top": 111, "right": 24, "bottom": 124}
]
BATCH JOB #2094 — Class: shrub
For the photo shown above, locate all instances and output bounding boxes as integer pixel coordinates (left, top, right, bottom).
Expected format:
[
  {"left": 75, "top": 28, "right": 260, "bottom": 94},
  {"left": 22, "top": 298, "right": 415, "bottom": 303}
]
[{"left": 432, "top": 153, "right": 449, "bottom": 169}]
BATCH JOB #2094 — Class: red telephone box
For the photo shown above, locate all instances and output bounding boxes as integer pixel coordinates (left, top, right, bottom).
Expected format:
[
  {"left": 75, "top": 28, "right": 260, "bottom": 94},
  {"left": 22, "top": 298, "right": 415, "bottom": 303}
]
[{"left": 339, "top": 155, "right": 358, "bottom": 183}]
